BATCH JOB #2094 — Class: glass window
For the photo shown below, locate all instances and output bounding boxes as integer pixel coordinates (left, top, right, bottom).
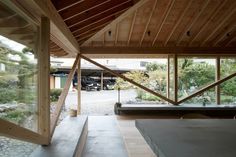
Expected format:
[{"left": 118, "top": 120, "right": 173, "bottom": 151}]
[{"left": 0, "top": 1, "right": 38, "bottom": 132}]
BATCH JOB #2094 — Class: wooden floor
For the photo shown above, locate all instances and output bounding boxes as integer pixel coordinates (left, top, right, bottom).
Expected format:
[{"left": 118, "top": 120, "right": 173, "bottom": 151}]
[{"left": 117, "top": 116, "right": 156, "bottom": 157}]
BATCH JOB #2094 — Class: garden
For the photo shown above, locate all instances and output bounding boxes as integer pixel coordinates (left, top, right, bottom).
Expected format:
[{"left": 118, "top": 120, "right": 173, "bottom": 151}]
[{"left": 115, "top": 58, "right": 236, "bottom": 105}]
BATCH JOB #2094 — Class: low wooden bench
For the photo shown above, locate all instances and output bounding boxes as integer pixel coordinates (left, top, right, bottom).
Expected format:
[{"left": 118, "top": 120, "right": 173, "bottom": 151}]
[{"left": 30, "top": 116, "right": 88, "bottom": 157}]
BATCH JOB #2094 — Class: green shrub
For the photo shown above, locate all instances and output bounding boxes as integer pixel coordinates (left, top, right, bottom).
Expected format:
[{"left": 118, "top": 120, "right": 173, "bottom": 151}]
[
  {"left": 0, "top": 88, "right": 17, "bottom": 103},
  {"left": 0, "top": 110, "right": 32, "bottom": 124},
  {"left": 50, "top": 88, "right": 63, "bottom": 102}
]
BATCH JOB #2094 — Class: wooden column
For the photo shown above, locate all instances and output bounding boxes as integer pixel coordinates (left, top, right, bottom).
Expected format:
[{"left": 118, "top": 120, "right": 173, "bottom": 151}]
[
  {"left": 167, "top": 55, "right": 170, "bottom": 99},
  {"left": 101, "top": 71, "right": 104, "bottom": 90},
  {"left": 77, "top": 56, "right": 81, "bottom": 115},
  {"left": 174, "top": 54, "right": 178, "bottom": 105},
  {"left": 216, "top": 57, "right": 221, "bottom": 105},
  {"left": 38, "top": 17, "right": 50, "bottom": 144}
]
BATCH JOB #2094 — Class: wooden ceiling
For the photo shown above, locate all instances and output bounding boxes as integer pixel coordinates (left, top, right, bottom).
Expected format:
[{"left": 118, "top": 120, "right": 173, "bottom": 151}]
[
  {"left": 51, "top": 0, "right": 138, "bottom": 45},
  {"left": 0, "top": 1, "right": 36, "bottom": 49},
  {"left": 80, "top": 0, "right": 236, "bottom": 52}
]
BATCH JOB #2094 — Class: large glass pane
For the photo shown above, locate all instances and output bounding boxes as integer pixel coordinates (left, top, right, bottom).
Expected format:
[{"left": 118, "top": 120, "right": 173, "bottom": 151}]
[
  {"left": 178, "top": 57, "right": 216, "bottom": 104},
  {"left": 220, "top": 58, "right": 236, "bottom": 105},
  {"left": 0, "top": 2, "right": 38, "bottom": 132}
]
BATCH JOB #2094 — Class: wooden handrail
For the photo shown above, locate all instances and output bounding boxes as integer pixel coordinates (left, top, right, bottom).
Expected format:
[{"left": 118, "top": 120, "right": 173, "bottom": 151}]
[
  {"left": 81, "top": 54, "right": 176, "bottom": 104},
  {"left": 50, "top": 54, "right": 80, "bottom": 138},
  {"left": 177, "top": 72, "right": 236, "bottom": 104}
]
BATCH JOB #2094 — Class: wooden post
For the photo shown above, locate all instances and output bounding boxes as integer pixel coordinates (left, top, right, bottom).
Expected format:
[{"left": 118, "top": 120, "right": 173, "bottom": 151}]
[
  {"left": 216, "top": 57, "right": 221, "bottom": 105},
  {"left": 38, "top": 17, "right": 50, "bottom": 144},
  {"left": 77, "top": 56, "right": 81, "bottom": 115},
  {"left": 174, "top": 54, "right": 178, "bottom": 105},
  {"left": 167, "top": 55, "right": 170, "bottom": 99},
  {"left": 101, "top": 71, "right": 104, "bottom": 90}
]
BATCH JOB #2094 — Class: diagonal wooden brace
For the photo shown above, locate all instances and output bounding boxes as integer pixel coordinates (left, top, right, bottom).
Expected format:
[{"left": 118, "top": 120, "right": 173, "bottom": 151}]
[{"left": 80, "top": 54, "right": 176, "bottom": 105}]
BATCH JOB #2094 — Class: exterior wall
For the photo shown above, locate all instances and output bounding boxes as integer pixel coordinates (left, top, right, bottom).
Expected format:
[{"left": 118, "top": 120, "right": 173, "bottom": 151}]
[
  {"left": 50, "top": 76, "right": 55, "bottom": 89},
  {"left": 55, "top": 77, "right": 61, "bottom": 89}
]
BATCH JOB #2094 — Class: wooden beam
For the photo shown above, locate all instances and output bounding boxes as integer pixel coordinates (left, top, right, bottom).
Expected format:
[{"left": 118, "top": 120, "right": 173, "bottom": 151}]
[
  {"left": 152, "top": 0, "right": 176, "bottom": 46},
  {"left": 174, "top": 54, "right": 178, "bottom": 103},
  {"left": 50, "top": 54, "right": 80, "bottom": 137},
  {"left": 164, "top": 0, "right": 193, "bottom": 46},
  {"left": 127, "top": 11, "right": 137, "bottom": 45},
  {"left": 216, "top": 56, "right": 220, "bottom": 105},
  {"left": 77, "top": 56, "right": 81, "bottom": 115},
  {"left": 32, "top": 0, "right": 79, "bottom": 54},
  {"left": 188, "top": 1, "right": 226, "bottom": 46},
  {"left": 167, "top": 55, "right": 170, "bottom": 99},
  {"left": 0, "top": 119, "right": 47, "bottom": 145},
  {"left": 83, "top": 0, "right": 150, "bottom": 46},
  {"left": 80, "top": 54, "right": 176, "bottom": 104},
  {"left": 177, "top": 0, "right": 210, "bottom": 46},
  {"left": 200, "top": 7, "right": 236, "bottom": 46},
  {"left": 140, "top": 0, "right": 157, "bottom": 46},
  {"left": 177, "top": 71, "right": 236, "bottom": 104},
  {"left": 80, "top": 46, "right": 236, "bottom": 55},
  {"left": 38, "top": 17, "right": 50, "bottom": 145}
]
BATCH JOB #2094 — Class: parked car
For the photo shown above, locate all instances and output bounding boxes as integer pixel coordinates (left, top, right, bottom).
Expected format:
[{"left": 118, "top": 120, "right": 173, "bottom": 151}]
[
  {"left": 81, "top": 77, "right": 101, "bottom": 91},
  {"left": 103, "top": 79, "right": 115, "bottom": 90}
]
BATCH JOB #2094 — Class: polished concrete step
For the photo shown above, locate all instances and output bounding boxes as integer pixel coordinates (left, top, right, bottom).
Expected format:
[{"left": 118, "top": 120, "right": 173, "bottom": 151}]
[
  {"left": 30, "top": 116, "right": 88, "bottom": 157},
  {"left": 82, "top": 116, "right": 128, "bottom": 157}
]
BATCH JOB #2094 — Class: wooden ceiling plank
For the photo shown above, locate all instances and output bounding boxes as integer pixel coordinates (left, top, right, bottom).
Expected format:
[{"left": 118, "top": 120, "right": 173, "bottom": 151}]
[
  {"left": 115, "top": 23, "right": 120, "bottom": 45},
  {"left": 201, "top": 8, "right": 236, "bottom": 46},
  {"left": 83, "top": 0, "right": 150, "bottom": 46},
  {"left": 58, "top": 0, "right": 84, "bottom": 12},
  {"left": 225, "top": 36, "right": 236, "bottom": 47},
  {"left": 176, "top": 0, "right": 210, "bottom": 46},
  {"left": 63, "top": 0, "right": 111, "bottom": 21},
  {"left": 164, "top": 0, "right": 193, "bottom": 46},
  {"left": 127, "top": 11, "right": 137, "bottom": 45},
  {"left": 67, "top": 0, "right": 132, "bottom": 27},
  {"left": 212, "top": 23, "right": 236, "bottom": 46},
  {"left": 189, "top": 0, "right": 227, "bottom": 46},
  {"left": 69, "top": 4, "right": 131, "bottom": 31},
  {"left": 71, "top": 8, "right": 128, "bottom": 33},
  {"left": 140, "top": 0, "right": 157, "bottom": 46},
  {"left": 51, "top": 0, "right": 83, "bottom": 11},
  {"left": 72, "top": 17, "right": 114, "bottom": 36},
  {"left": 152, "top": 0, "right": 176, "bottom": 46},
  {"left": 0, "top": 14, "right": 28, "bottom": 28},
  {"left": 77, "top": 33, "right": 96, "bottom": 42},
  {"left": 74, "top": 22, "right": 110, "bottom": 38}
]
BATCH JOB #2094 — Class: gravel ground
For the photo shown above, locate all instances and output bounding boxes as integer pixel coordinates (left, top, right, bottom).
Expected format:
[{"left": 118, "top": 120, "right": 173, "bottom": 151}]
[{"left": 0, "top": 89, "right": 137, "bottom": 157}]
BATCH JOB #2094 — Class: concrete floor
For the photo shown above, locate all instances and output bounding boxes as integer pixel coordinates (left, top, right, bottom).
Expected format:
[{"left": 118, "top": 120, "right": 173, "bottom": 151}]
[
  {"left": 81, "top": 116, "right": 157, "bottom": 157},
  {"left": 82, "top": 116, "right": 129, "bottom": 157}
]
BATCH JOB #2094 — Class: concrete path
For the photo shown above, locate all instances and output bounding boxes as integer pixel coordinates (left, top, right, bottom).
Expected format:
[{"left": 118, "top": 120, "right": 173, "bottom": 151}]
[{"left": 82, "top": 116, "right": 128, "bottom": 157}]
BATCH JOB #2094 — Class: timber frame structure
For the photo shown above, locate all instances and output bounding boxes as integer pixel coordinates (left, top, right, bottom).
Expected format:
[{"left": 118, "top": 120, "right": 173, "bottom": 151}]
[{"left": 0, "top": 0, "right": 236, "bottom": 150}]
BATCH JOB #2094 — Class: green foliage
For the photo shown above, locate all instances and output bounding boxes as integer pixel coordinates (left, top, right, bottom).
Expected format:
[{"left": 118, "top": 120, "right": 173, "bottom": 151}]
[
  {"left": 114, "top": 71, "right": 148, "bottom": 90},
  {"left": 0, "top": 109, "right": 32, "bottom": 124},
  {"left": 0, "top": 89, "right": 17, "bottom": 103},
  {"left": 50, "top": 88, "right": 63, "bottom": 102}
]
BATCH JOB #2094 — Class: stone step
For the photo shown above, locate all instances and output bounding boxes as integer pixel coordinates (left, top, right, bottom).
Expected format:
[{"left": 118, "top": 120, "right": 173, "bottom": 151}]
[{"left": 30, "top": 116, "right": 88, "bottom": 157}]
